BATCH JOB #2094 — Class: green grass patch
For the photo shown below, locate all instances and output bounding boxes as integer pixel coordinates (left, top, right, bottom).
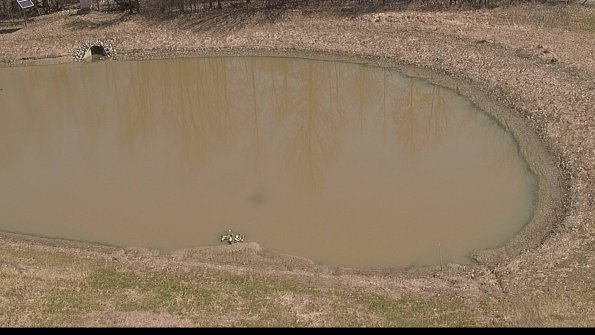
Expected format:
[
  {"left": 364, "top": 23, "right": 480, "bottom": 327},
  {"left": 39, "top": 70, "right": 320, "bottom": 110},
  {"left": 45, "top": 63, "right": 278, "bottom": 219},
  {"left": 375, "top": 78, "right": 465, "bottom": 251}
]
[
  {"left": 88, "top": 268, "right": 218, "bottom": 313},
  {"left": 577, "top": 15, "right": 595, "bottom": 33},
  {"left": 333, "top": 292, "right": 475, "bottom": 327}
]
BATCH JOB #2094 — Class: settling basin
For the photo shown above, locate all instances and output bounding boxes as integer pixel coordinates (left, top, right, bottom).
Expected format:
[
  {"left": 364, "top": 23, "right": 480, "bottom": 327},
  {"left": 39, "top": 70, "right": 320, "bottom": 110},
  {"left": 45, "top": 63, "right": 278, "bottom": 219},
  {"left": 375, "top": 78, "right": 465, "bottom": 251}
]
[{"left": 0, "top": 56, "right": 537, "bottom": 268}]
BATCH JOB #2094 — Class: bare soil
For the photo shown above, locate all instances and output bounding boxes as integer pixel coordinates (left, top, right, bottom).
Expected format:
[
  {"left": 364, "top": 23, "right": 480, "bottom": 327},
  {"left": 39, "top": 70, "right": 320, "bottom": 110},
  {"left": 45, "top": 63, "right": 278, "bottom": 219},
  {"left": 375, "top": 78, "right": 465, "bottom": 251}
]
[{"left": 0, "top": 2, "right": 594, "bottom": 327}]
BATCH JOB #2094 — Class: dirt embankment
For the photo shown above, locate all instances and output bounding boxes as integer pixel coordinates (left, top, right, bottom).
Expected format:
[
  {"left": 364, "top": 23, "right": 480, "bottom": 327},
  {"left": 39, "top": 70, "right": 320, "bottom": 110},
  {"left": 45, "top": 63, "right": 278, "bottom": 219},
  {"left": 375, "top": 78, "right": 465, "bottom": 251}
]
[{"left": 0, "top": 3, "right": 594, "bottom": 326}]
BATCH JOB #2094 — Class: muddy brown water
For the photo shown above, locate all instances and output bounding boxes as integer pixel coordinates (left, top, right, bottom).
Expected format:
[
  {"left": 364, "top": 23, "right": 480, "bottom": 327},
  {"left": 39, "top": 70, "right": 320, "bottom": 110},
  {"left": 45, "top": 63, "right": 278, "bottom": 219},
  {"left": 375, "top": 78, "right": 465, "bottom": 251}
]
[{"left": 0, "top": 57, "right": 536, "bottom": 268}]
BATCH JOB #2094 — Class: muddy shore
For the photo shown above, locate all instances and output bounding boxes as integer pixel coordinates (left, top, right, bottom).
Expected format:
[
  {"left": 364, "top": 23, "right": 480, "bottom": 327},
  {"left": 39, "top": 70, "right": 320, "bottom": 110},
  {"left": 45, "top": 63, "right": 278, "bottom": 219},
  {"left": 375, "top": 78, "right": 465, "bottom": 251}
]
[{"left": 0, "top": 3, "right": 593, "bottom": 326}]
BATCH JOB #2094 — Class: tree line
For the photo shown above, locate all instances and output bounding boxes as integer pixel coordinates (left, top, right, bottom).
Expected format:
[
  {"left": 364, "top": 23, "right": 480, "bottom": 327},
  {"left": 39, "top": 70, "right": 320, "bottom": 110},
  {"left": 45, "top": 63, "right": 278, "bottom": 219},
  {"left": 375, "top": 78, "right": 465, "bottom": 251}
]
[{"left": 0, "top": 0, "right": 564, "bottom": 20}]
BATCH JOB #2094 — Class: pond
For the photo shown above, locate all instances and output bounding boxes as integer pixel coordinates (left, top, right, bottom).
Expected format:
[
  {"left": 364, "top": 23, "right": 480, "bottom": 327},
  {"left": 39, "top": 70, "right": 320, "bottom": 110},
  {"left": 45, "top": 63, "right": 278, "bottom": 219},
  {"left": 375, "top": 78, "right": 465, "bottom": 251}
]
[{"left": 0, "top": 56, "right": 536, "bottom": 268}]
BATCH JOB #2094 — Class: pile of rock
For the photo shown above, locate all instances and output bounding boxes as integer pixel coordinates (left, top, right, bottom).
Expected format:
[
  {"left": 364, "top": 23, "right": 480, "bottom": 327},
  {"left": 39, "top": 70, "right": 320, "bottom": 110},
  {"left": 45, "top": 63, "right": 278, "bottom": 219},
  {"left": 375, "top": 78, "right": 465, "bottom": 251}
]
[{"left": 220, "top": 230, "right": 245, "bottom": 245}]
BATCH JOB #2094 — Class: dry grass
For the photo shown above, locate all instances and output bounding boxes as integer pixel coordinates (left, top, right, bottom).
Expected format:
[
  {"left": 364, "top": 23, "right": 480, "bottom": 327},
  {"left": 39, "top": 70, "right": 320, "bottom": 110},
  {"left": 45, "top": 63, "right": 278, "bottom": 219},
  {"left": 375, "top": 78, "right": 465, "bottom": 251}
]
[
  {"left": 0, "top": 244, "right": 475, "bottom": 327},
  {"left": 0, "top": 2, "right": 594, "bottom": 327}
]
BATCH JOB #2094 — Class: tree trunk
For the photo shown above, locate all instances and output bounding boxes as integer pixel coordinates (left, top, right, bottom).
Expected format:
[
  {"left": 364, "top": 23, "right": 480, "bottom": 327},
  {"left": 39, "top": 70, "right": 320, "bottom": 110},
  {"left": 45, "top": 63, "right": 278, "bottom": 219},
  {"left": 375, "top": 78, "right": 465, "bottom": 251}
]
[{"left": 41, "top": 0, "right": 49, "bottom": 14}]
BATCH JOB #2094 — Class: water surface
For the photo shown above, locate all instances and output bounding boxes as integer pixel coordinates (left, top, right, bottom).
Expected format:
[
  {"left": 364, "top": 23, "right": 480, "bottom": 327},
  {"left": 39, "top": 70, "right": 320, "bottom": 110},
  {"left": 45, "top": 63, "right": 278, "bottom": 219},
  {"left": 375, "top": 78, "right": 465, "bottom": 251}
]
[{"left": 0, "top": 57, "right": 536, "bottom": 268}]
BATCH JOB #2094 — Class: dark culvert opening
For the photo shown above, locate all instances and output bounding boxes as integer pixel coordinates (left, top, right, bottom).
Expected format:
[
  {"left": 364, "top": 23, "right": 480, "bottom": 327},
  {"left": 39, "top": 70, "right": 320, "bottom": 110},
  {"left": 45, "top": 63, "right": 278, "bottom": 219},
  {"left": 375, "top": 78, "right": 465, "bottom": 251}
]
[{"left": 90, "top": 45, "right": 107, "bottom": 57}]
